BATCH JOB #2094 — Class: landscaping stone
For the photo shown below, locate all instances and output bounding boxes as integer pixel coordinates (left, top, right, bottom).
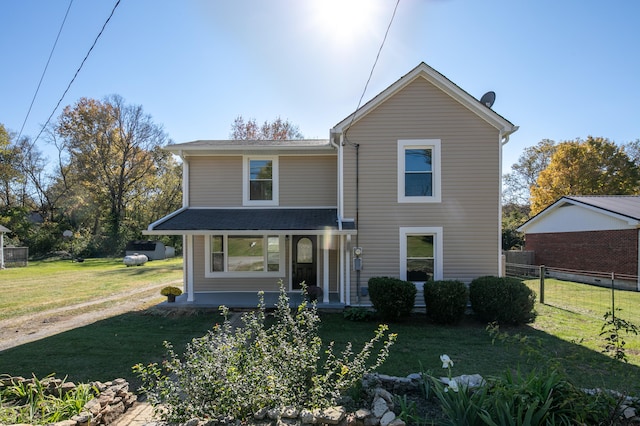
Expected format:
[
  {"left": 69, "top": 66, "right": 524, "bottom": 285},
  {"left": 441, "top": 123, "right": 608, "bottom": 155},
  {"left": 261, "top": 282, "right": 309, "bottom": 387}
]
[
  {"left": 314, "top": 406, "right": 346, "bottom": 424},
  {"left": 379, "top": 411, "right": 396, "bottom": 426},
  {"left": 1, "top": 376, "right": 136, "bottom": 426}
]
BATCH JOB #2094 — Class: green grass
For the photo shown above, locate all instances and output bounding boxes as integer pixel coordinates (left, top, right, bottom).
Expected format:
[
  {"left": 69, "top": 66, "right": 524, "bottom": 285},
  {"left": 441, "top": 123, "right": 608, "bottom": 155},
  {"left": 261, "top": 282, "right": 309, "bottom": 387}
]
[
  {"left": 0, "top": 309, "right": 222, "bottom": 390},
  {"left": 0, "top": 257, "right": 183, "bottom": 320},
  {"left": 1, "top": 267, "right": 639, "bottom": 396}
]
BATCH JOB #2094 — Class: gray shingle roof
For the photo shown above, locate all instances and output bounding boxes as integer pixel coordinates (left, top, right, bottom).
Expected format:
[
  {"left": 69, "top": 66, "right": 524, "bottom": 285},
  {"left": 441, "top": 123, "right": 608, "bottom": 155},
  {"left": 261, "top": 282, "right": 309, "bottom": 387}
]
[
  {"left": 152, "top": 208, "right": 354, "bottom": 232},
  {"left": 565, "top": 196, "right": 640, "bottom": 221}
]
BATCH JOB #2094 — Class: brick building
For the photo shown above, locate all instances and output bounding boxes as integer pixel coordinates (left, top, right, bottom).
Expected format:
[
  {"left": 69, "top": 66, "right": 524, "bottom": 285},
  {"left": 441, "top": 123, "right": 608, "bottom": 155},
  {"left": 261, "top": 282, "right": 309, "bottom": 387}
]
[{"left": 518, "top": 196, "right": 640, "bottom": 284}]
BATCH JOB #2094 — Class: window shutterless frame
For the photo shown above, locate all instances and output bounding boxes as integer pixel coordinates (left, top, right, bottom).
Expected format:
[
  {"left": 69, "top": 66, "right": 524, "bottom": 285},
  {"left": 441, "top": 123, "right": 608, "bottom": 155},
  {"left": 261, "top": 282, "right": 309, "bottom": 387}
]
[
  {"left": 243, "top": 155, "right": 279, "bottom": 206},
  {"left": 397, "top": 139, "right": 441, "bottom": 203}
]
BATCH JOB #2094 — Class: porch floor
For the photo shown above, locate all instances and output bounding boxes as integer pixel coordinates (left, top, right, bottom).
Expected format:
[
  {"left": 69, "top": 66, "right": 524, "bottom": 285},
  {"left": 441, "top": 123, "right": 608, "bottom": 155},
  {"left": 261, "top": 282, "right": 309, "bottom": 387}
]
[{"left": 158, "top": 291, "right": 345, "bottom": 310}]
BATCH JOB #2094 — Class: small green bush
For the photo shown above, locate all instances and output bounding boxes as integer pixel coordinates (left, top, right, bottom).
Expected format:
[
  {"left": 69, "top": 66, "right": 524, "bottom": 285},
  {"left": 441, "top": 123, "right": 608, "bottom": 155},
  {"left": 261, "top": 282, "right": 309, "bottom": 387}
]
[
  {"left": 469, "top": 276, "right": 536, "bottom": 325},
  {"left": 368, "top": 277, "right": 416, "bottom": 321},
  {"left": 423, "top": 280, "right": 468, "bottom": 324}
]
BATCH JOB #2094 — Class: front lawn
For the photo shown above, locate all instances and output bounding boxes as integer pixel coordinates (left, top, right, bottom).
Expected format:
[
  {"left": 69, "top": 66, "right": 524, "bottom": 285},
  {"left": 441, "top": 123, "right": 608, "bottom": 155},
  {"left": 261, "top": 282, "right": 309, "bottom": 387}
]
[{"left": 1, "top": 305, "right": 639, "bottom": 396}]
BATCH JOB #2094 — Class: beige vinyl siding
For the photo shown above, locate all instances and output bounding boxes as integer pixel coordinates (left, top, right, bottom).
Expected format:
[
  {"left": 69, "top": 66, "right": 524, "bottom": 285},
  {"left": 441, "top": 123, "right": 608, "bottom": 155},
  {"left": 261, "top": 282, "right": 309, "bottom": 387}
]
[
  {"left": 189, "top": 156, "right": 242, "bottom": 206},
  {"left": 188, "top": 154, "right": 336, "bottom": 207},
  {"left": 343, "top": 76, "right": 501, "bottom": 293},
  {"left": 280, "top": 155, "right": 337, "bottom": 206}
]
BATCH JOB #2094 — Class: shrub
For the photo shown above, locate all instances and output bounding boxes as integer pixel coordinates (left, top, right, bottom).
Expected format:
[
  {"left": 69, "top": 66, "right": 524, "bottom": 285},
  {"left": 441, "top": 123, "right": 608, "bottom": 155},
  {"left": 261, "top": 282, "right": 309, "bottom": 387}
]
[
  {"left": 469, "top": 276, "right": 536, "bottom": 325},
  {"left": 134, "top": 282, "right": 397, "bottom": 423},
  {"left": 368, "top": 277, "right": 416, "bottom": 321},
  {"left": 423, "top": 280, "right": 468, "bottom": 324}
]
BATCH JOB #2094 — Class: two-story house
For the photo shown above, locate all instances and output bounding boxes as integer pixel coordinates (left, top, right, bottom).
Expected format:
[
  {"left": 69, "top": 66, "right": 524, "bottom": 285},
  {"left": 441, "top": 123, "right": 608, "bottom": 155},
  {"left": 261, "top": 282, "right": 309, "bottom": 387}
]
[{"left": 145, "top": 62, "right": 518, "bottom": 307}]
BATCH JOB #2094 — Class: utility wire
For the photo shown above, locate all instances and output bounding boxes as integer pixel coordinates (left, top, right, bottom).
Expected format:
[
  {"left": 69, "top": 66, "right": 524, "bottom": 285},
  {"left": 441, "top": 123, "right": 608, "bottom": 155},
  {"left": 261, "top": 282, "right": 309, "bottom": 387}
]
[
  {"left": 30, "top": 0, "right": 121, "bottom": 146},
  {"left": 344, "top": 0, "right": 400, "bottom": 143},
  {"left": 17, "top": 0, "right": 74, "bottom": 144}
]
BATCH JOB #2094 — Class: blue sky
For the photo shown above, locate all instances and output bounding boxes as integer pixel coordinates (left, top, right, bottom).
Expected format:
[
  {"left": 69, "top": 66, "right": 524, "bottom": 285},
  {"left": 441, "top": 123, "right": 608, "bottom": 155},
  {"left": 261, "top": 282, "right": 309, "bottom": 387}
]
[{"left": 2, "top": 0, "right": 639, "bottom": 172}]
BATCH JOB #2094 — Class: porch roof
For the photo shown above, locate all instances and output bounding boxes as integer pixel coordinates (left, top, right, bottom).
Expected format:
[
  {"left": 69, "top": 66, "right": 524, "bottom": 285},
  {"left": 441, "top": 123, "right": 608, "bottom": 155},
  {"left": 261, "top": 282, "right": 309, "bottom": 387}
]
[{"left": 145, "top": 208, "right": 356, "bottom": 235}]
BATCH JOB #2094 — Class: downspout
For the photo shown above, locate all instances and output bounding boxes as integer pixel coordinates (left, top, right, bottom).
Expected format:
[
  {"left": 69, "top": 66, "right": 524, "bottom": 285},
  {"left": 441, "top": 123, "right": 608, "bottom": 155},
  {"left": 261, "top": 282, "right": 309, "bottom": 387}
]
[
  {"left": 498, "top": 126, "right": 519, "bottom": 276},
  {"left": 342, "top": 129, "right": 360, "bottom": 304}
]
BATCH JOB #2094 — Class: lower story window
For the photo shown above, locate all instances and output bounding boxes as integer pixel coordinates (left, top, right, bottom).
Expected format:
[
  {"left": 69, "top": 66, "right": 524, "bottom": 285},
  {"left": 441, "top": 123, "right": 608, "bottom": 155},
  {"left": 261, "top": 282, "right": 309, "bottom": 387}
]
[
  {"left": 208, "top": 235, "right": 282, "bottom": 276},
  {"left": 400, "top": 227, "right": 443, "bottom": 282},
  {"left": 406, "top": 235, "right": 434, "bottom": 281}
]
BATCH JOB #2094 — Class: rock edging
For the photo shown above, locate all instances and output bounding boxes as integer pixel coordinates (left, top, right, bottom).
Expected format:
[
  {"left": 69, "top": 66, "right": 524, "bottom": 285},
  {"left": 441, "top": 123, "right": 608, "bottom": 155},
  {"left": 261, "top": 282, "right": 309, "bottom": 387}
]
[{"left": 1, "top": 376, "right": 136, "bottom": 426}]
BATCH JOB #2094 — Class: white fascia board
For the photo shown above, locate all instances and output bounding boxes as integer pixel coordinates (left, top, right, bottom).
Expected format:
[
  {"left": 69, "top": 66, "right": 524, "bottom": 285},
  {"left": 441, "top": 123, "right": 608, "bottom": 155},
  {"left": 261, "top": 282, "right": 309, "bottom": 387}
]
[{"left": 518, "top": 197, "right": 640, "bottom": 233}]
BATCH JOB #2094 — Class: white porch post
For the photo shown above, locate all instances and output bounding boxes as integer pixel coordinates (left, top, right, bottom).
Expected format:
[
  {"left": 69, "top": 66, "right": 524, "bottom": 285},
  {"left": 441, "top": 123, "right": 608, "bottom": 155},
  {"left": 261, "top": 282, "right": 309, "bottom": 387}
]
[
  {"left": 339, "top": 235, "right": 345, "bottom": 303},
  {"left": 637, "top": 229, "right": 640, "bottom": 292},
  {"left": 345, "top": 236, "right": 351, "bottom": 305},
  {"left": 0, "top": 231, "right": 4, "bottom": 269},
  {"left": 322, "top": 234, "right": 329, "bottom": 303},
  {"left": 186, "top": 234, "right": 195, "bottom": 302}
]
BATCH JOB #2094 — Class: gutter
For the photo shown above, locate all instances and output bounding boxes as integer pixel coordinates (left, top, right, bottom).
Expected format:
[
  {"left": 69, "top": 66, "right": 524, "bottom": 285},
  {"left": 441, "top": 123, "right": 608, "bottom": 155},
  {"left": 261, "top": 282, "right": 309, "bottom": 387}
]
[{"left": 501, "top": 125, "right": 520, "bottom": 145}]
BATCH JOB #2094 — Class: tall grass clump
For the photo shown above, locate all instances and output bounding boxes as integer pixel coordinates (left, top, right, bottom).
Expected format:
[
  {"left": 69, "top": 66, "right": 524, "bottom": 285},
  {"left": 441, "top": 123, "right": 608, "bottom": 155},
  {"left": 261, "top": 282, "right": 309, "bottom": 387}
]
[
  {"left": 0, "top": 375, "right": 95, "bottom": 425},
  {"left": 134, "top": 282, "right": 397, "bottom": 423}
]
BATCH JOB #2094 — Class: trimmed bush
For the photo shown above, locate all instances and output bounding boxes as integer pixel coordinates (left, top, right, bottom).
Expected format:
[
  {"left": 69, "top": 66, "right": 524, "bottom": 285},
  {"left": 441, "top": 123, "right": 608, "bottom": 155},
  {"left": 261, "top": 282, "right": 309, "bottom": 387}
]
[
  {"left": 423, "top": 280, "right": 468, "bottom": 324},
  {"left": 368, "top": 277, "right": 416, "bottom": 321},
  {"left": 469, "top": 276, "right": 536, "bottom": 325}
]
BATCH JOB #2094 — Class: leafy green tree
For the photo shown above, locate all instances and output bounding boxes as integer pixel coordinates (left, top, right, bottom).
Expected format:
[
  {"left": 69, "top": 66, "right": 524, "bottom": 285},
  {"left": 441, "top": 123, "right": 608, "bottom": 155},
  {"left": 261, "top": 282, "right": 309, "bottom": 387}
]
[
  {"left": 530, "top": 137, "right": 640, "bottom": 214},
  {"left": 502, "top": 203, "right": 528, "bottom": 250},
  {"left": 503, "top": 139, "right": 557, "bottom": 206},
  {"left": 0, "top": 124, "right": 26, "bottom": 207},
  {"left": 56, "top": 95, "right": 172, "bottom": 254},
  {"left": 230, "top": 116, "right": 303, "bottom": 140}
]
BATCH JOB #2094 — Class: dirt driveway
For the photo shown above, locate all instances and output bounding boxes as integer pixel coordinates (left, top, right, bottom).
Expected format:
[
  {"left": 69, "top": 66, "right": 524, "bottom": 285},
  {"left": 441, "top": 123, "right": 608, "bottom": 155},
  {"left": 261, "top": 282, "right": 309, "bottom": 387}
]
[{"left": 0, "top": 281, "right": 177, "bottom": 352}]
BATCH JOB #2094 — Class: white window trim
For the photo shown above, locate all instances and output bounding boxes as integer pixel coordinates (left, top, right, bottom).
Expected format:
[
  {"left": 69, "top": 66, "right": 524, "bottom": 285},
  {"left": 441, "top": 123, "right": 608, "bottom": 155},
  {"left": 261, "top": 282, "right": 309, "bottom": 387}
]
[
  {"left": 204, "top": 234, "right": 285, "bottom": 278},
  {"left": 243, "top": 155, "right": 279, "bottom": 206},
  {"left": 399, "top": 226, "right": 443, "bottom": 282},
  {"left": 397, "top": 139, "right": 441, "bottom": 203}
]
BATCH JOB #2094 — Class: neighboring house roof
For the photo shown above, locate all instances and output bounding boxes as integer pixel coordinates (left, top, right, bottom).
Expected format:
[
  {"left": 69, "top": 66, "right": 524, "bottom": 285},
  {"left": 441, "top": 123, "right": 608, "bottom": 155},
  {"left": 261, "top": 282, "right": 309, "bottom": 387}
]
[
  {"left": 0, "top": 225, "right": 10, "bottom": 233},
  {"left": 518, "top": 195, "right": 640, "bottom": 233},
  {"left": 146, "top": 208, "right": 356, "bottom": 234},
  {"left": 331, "top": 62, "right": 518, "bottom": 139},
  {"left": 164, "top": 139, "right": 334, "bottom": 155}
]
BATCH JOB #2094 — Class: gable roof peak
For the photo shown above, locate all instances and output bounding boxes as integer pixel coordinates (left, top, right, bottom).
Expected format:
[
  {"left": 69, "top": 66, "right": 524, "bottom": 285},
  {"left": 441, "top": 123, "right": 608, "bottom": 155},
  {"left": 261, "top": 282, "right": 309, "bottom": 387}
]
[{"left": 332, "top": 61, "right": 517, "bottom": 138}]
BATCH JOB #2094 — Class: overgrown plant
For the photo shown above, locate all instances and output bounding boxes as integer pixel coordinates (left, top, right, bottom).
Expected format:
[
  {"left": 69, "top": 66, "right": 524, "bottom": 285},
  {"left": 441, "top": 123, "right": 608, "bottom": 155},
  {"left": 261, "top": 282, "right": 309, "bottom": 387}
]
[
  {"left": 0, "top": 375, "right": 95, "bottom": 425},
  {"left": 600, "top": 307, "right": 639, "bottom": 363},
  {"left": 134, "top": 282, "right": 397, "bottom": 423},
  {"left": 426, "top": 354, "right": 624, "bottom": 426}
]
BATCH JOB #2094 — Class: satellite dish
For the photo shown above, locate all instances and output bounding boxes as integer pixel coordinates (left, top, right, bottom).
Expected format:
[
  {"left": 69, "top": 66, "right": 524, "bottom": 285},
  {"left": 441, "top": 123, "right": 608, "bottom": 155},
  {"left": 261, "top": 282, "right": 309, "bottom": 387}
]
[
  {"left": 480, "top": 91, "right": 496, "bottom": 108},
  {"left": 63, "top": 230, "right": 73, "bottom": 238}
]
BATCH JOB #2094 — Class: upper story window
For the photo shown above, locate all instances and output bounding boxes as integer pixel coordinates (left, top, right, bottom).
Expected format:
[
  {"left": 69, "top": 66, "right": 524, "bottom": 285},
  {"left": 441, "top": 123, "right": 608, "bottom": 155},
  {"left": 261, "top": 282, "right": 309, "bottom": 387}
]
[
  {"left": 243, "top": 156, "right": 279, "bottom": 206},
  {"left": 397, "top": 139, "right": 441, "bottom": 203}
]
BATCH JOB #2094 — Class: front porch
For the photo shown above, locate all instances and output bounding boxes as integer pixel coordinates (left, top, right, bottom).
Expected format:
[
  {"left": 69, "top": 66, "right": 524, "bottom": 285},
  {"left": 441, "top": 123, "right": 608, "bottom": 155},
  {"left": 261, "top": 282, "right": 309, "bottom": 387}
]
[{"left": 158, "top": 291, "right": 345, "bottom": 310}]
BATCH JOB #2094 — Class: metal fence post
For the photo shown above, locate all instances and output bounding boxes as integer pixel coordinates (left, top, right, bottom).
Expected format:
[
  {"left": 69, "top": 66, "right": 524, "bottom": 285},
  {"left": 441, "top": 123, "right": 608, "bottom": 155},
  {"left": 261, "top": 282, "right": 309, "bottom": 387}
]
[
  {"left": 539, "top": 265, "right": 545, "bottom": 304},
  {"left": 611, "top": 272, "right": 615, "bottom": 317}
]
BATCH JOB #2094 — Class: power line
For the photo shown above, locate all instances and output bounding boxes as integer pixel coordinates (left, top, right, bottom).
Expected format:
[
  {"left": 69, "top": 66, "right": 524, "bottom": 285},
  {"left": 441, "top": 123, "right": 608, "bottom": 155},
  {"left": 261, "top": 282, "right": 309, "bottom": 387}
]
[
  {"left": 344, "top": 0, "right": 400, "bottom": 139},
  {"left": 17, "top": 0, "right": 74, "bottom": 144},
  {"left": 30, "top": 0, "right": 122, "bottom": 146}
]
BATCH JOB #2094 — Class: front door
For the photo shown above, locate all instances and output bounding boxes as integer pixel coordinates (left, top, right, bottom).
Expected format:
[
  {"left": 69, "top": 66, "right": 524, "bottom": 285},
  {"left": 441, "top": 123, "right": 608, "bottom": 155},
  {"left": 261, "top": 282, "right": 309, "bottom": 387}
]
[{"left": 292, "top": 235, "right": 316, "bottom": 289}]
